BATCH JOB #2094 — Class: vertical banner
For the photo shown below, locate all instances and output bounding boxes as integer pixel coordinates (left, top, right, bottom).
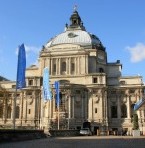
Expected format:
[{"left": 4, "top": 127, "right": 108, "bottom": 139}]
[
  {"left": 16, "top": 44, "right": 26, "bottom": 89},
  {"left": 54, "top": 81, "right": 60, "bottom": 108},
  {"left": 13, "top": 43, "right": 26, "bottom": 129},
  {"left": 43, "top": 67, "right": 52, "bottom": 101}
]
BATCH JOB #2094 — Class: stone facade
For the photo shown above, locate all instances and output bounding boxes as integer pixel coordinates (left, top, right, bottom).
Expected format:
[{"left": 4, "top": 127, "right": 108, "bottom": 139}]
[{"left": 0, "top": 9, "right": 145, "bottom": 135}]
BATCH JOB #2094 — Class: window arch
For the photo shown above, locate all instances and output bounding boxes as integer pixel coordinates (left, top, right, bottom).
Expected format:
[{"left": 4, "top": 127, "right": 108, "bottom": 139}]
[
  {"left": 121, "top": 104, "right": 127, "bottom": 118},
  {"left": 16, "top": 106, "right": 20, "bottom": 119},
  {"left": 7, "top": 106, "right": 11, "bottom": 119}
]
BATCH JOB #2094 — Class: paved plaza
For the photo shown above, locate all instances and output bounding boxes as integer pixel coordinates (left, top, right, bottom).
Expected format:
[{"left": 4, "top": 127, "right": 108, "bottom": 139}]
[{"left": 0, "top": 136, "right": 145, "bottom": 148}]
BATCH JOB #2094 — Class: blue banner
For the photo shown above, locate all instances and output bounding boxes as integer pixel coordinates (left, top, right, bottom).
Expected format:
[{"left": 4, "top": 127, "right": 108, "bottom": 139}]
[
  {"left": 134, "top": 98, "right": 145, "bottom": 111},
  {"left": 16, "top": 44, "right": 26, "bottom": 89},
  {"left": 55, "top": 81, "right": 60, "bottom": 107},
  {"left": 43, "top": 67, "right": 52, "bottom": 101}
]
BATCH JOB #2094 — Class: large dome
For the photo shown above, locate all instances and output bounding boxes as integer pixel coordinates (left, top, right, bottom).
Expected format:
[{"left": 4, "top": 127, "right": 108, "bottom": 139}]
[
  {"left": 45, "top": 9, "right": 105, "bottom": 50},
  {"left": 46, "top": 30, "right": 102, "bottom": 48}
]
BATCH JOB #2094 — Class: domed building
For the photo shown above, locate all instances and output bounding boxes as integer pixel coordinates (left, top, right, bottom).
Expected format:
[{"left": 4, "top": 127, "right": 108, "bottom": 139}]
[{"left": 0, "top": 8, "right": 145, "bottom": 135}]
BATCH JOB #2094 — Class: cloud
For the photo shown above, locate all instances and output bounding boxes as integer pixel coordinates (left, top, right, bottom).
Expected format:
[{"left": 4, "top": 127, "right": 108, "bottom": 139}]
[
  {"left": 16, "top": 45, "right": 40, "bottom": 56},
  {"left": 126, "top": 43, "right": 145, "bottom": 63}
]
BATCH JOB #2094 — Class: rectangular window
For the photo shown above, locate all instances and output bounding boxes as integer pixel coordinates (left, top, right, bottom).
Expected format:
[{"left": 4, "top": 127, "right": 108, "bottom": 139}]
[
  {"left": 53, "top": 64, "right": 56, "bottom": 73},
  {"left": 111, "top": 106, "right": 117, "bottom": 118},
  {"left": 61, "top": 62, "right": 66, "bottom": 72},
  {"left": 28, "top": 79, "right": 33, "bottom": 86},
  {"left": 95, "top": 108, "right": 97, "bottom": 113},
  {"left": 28, "top": 109, "right": 31, "bottom": 114},
  {"left": 71, "top": 63, "right": 75, "bottom": 72},
  {"left": 93, "top": 77, "right": 98, "bottom": 83},
  {"left": 12, "top": 85, "right": 16, "bottom": 89}
]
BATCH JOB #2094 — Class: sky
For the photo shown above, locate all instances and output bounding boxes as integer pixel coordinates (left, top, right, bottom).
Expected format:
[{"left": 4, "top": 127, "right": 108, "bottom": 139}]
[{"left": 0, "top": 0, "right": 145, "bottom": 82}]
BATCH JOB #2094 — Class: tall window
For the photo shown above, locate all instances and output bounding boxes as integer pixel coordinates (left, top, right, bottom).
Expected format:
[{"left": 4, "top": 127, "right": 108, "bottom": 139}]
[
  {"left": 7, "top": 106, "right": 11, "bottom": 119},
  {"left": 111, "top": 106, "right": 117, "bottom": 118},
  {"left": 53, "top": 63, "right": 56, "bottom": 73},
  {"left": 61, "top": 62, "right": 66, "bottom": 74},
  {"left": 121, "top": 104, "right": 127, "bottom": 118},
  {"left": 16, "top": 106, "right": 20, "bottom": 119},
  {"left": 71, "top": 63, "right": 75, "bottom": 73}
]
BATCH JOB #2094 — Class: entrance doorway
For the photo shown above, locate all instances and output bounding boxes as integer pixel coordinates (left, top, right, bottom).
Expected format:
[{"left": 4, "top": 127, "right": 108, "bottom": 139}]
[{"left": 94, "top": 126, "right": 99, "bottom": 135}]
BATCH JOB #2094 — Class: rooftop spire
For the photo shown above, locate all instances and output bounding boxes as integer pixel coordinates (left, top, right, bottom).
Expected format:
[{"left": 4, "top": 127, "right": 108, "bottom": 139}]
[{"left": 65, "top": 6, "right": 86, "bottom": 31}]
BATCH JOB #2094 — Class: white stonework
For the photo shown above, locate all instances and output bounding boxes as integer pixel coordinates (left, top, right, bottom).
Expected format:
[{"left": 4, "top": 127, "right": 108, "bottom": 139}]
[{"left": 0, "top": 9, "right": 145, "bottom": 135}]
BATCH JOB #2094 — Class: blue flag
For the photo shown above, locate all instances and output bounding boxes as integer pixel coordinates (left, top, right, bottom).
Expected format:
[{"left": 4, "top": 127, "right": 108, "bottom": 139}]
[
  {"left": 54, "top": 81, "right": 60, "bottom": 107},
  {"left": 16, "top": 44, "right": 26, "bottom": 89},
  {"left": 43, "top": 67, "right": 52, "bottom": 101},
  {"left": 134, "top": 98, "right": 145, "bottom": 111}
]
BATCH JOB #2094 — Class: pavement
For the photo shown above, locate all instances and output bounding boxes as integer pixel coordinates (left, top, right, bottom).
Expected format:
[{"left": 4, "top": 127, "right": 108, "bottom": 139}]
[{"left": 0, "top": 136, "right": 145, "bottom": 148}]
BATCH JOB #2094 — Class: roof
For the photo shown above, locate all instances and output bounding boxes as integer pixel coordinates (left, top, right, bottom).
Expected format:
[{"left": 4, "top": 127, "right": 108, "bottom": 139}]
[
  {"left": 46, "top": 30, "right": 102, "bottom": 48},
  {"left": 0, "top": 76, "right": 9, "bottom": 81}
]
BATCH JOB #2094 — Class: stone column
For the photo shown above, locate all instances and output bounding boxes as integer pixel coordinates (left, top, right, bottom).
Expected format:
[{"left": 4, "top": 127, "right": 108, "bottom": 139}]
[
  {"left": 127, "top": 95, "right": 131, "bottom": 118},
  {"left": 72, "top": 96, "right": 75, "bottom": 118},
  {"left": 50, "top": 58, "right": 53, "bottom": 75},
  {"left": 66, "top": 58, "right": 69, "bottom": 75},
  {"left": 81, "top": 94, "right": 84, "bottom": 118},
  {"left": 75, "top": 57, "right": 77, "bottom": 75},
  {"left": 20, "top": 92, "right": 24, "bottom": 126},
  {"left": 88, "top": 90, "right": 92, "bottom": 120},
  {"left": 78, "top": 57, "right": 80, "bottom": 74},
  {"left": 68, "top": 58, "right": 71, "bottom": 75},
  {"left": 85, "top": 55, "right": 88, "bottom": 74},
  {"left": 58, "top": 58, "right": 61, "bottom": 75},
  {"left": 24, "top": 92, "right": 27, "bottom": 122},
  {"left": 117, "top": 95, "right": 121, "bottom": 119}
]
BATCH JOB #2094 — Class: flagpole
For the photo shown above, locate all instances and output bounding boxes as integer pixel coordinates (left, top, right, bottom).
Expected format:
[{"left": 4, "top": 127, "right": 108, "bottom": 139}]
[{"left": 58, "top": 106, "right": 60, "bottom": 130}]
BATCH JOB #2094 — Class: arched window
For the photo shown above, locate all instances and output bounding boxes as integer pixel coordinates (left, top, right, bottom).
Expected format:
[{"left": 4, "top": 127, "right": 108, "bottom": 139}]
[
  {"left": 0, "top": 104, "right": 3, "bottom": 118},
  {"left": 16, "top": 106, "right": 20, "bottom": 119},
  {"left": 121, "top": 104, "right": 127, "bottom": 118},
  {"left": 99, "top": 68, "right": 104, "bottom": 73},
  {"left": 7, "top": 106, "right": 11, "bottom": 119}
]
